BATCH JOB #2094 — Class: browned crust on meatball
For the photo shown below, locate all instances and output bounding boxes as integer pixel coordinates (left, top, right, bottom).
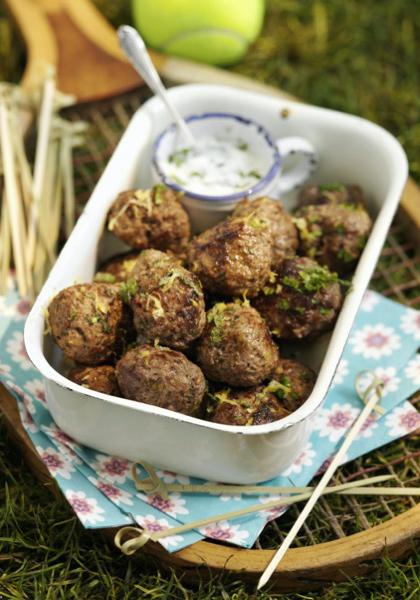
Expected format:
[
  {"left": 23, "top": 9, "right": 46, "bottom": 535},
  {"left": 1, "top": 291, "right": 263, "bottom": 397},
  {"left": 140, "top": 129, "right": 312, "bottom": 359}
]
[
  {"left": 253, "top": 257, "right": 343, "bottom": 339},
  {"left": 187, "top": 216, "right": 272, "bottom": 298},
  {"left": 207, "top": 386, "right": 289, "bottom": 426},
  {"left": 128, "top": 249, "right": 206, "bottom": 350},
  {"left": 297, "top": 183, "right": 367, "bottom": 209},
  {"left": 233, "top": 196, "right": 298, "bottom": 268},
  {"left": 48, "top": 283, "right": 131, "bottom": 365},
  {"left": 106, "top": 185, "right": 190, "bottom": 253},
  {"left": 196, "top": 303, "right": 279, "bottom": 387},
  {"left": 269, "top": 358, "right": 316, "bottom": 413},
  {"left": 68, "top": 365, "right": 120, "bottom": 395},
  {"left": 116, "top": 345, "right": 206, "bottom": 416},
  {"left": 294, "top": 203, "right": 372, "bottom": 274}
]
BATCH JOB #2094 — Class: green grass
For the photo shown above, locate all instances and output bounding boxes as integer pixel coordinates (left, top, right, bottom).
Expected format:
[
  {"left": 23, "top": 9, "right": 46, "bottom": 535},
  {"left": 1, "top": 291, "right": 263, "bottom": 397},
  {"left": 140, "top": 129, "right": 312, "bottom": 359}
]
[
  {"left": 1, "top": 417, "right": 419, "bottom": 600},
  {"left": 1, "top": 0, "right": 420, "bottom": 597}
]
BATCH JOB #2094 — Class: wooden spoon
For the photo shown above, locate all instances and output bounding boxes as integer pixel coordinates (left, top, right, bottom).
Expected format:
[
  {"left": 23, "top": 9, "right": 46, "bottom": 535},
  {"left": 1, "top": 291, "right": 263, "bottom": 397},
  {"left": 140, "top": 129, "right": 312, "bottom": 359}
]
[
  {"left": 4, "top": 0, "right": 419, "bottom": 235},
  {"left": 4, "top": 0, "right": 296, "bottom": 103}
]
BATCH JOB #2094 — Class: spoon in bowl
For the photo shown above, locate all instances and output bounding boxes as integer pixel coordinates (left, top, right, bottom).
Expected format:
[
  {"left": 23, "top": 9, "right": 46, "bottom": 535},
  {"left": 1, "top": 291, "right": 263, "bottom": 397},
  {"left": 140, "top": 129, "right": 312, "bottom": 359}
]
[{"left": 118, "top": 25, "right": 195, "bottom": 146}]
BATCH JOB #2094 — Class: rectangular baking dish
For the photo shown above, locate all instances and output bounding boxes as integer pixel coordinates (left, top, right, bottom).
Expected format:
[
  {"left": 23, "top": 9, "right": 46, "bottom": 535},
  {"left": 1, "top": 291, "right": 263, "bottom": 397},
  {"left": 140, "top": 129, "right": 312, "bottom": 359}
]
[{"left": 24, "top": 84, "right": 408, "bottom": 483}]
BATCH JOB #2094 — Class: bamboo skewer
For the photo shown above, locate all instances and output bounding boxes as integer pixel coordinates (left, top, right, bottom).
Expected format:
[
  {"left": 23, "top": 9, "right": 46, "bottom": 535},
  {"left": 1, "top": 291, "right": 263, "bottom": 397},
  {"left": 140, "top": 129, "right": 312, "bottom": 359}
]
[
  {"left": 132, "top": 466, "right": 392, "bottom": 497},
  {"left": 256, "top": 374, "right": 385, "bottom": 590},
  {"left": 0, "top": 91, "right": 30, "bottom": 297},
  {"left": 0, "top": 76, "right": 86, "bottom": 298},
  {"left": 8, "top": 88, "right": 33, "bottom": 219},
  {"left": 33, "top": 131, "right": 59, "bottom": 291},
  {"left": 0, "top": 193, "right": 11, "bottom": 294},
  {"left": 61, "top": 124, "right": 76, "bottom": 239},
  {"left": 115, "top": 478, "right": 420, "bottom": 555},
  {"left": 27, "top": 69, "right": 56, "bottom": 270}
]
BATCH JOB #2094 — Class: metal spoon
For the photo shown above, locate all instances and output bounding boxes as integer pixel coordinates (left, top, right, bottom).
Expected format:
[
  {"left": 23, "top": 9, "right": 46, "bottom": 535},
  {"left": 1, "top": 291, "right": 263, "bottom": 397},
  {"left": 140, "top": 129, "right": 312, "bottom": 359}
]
[{"left": 118, "top": 25, "right": 195, "bottom": 146}]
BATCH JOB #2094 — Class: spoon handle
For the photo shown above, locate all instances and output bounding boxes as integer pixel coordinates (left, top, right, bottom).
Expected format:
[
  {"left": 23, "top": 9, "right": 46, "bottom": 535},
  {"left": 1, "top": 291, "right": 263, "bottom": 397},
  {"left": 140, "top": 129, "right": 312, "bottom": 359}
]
[{"left": 118, "top": 25, "right": 195, "bottom": 146}]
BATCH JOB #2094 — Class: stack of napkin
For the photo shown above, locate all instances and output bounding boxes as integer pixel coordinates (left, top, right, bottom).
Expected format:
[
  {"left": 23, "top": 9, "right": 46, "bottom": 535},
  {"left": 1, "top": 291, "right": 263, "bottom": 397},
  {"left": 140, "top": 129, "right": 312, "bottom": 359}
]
[{"left": 0, "top": 285, "right": 418, "bottom": 552}]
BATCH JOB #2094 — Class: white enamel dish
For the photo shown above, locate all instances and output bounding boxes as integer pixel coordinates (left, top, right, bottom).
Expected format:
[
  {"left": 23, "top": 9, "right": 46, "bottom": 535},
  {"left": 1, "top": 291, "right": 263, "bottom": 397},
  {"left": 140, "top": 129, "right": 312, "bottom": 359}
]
[{"left": 24, "top": 84, "right": 408, "bottom": 484}]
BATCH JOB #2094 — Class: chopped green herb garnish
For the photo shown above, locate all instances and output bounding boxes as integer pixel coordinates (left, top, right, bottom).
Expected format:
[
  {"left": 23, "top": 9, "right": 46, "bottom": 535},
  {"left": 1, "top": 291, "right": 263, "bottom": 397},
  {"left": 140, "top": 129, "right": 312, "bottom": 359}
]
[
  {"left": 293, "top": 305, "right": 306, "bottom": 314},
  {"left": 277, "top": 298, "right": 290, "bottom": 310},
  {"left": 319, "top": 183, "right": 346, "bottom": 192},
  {"left": 168, "top": 147, "right": 191, "bottom": 167},
  {"left": 247, "top": 215, "right": 268, "bottom": 230},
  {"left": 238, "top": 169, "right": 262, "bottom": 179},
  {"left": 153, "top": 184, "right": 166, "bottom": 204},
  {"left": 283, "top": 265, "right": 343, "bottom": 294},
  {"left": 319, "top": 306, "right": 333, "bottom": 316},
  {"left": 265, "top": 377, "right": 292, "bottom": 400},
  {"left": 357, "top": 235, "right": 367, "bottom": 249},
  {"left": 119, "top": 278, "right": 138, "bottom": 303},
  {"left": 207, "top": 303, "right": 228, "bottom": 345},
  {"left": 94, "top": 272, "right": 116, "bottom": 284},
  {"left": 337, "top": 248, "right": 355, "bottom": 263},
  {"left": 236, "top": 140, "right": 248, "bottom": 151},
  {"left": 342, "top": 203, "right": 359, "bottom": 211},
  {"left": 293, "top": 217, "right": 322, "bottom": 242},
  {"left": 159, "top": 268, "right": 201, "bottom": 295},
  {"left": 170, "top": 173, "right": 186, "bottom": 185}
]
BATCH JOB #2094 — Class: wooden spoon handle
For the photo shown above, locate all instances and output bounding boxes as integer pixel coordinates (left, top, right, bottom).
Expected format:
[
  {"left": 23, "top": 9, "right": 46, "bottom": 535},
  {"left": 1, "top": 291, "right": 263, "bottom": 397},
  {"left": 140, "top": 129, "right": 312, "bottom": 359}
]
[{"left": 4, "top": 0, "right": 57, "bottom": 90}]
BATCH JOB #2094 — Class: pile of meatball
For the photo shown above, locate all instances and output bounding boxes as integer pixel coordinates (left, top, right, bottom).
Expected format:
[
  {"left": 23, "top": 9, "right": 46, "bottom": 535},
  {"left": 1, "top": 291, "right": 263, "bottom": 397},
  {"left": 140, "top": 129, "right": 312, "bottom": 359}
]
[{"left": 47, "top": 182, "right": 372, "bottom": 426}]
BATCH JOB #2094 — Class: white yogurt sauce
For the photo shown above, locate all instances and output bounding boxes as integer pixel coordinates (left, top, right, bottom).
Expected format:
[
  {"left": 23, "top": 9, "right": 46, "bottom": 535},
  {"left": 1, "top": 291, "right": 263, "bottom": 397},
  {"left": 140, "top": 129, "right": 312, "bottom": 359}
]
[{"left": 160, "top": 135, "right": 268, "bottom": 196}]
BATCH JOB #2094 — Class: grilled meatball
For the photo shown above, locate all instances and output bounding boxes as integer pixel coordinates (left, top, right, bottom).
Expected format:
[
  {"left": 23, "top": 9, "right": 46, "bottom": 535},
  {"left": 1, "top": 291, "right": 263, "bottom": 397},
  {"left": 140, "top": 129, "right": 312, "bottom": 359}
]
[
  {"left": 128, "top": 249, "right": 205, "bottom": 350},
  {"left": 187, "top": 216, "right": 272, "bottom": 298},
  {"left": 116, "top": 345, "right": 206, "bottom": 416},
  {"left": 294, "top": 203, "right": 371, "bottom": 274},
  {"left": 106, "top": 184, "right": 190, "bottom": 253},
  {"left": 233, "top": 196, "right": 298, "bottom": 268},
  {"left": 297, "top": 183, "right": 366, "bottom": 208},
  {"left": 253, "top": 257, "right": 343, "bottom": 339},
  {"left": 196, "top": 303, "right": 279, "bottom": 387},
  {"left": 48, "top": 283, "right": 131, "bottom": 365},
  {"left": 269, "top": 358, "right": 316, "bottom": 413},
  {"left": 68, "top": 365, "right": 120, "bottom": 395},
  {"left": 95, "top": 251, "right": 139, "bottom": 283},
  {"left": 207, "top": 386, "right": 290, "bottom": 426}
]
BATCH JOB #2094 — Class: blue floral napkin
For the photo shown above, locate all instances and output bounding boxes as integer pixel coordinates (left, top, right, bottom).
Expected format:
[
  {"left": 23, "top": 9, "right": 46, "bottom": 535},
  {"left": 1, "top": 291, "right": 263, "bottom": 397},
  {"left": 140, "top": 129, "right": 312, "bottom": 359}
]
[{"left": 0, "top": 284, "right": 419, "bottom": 552}]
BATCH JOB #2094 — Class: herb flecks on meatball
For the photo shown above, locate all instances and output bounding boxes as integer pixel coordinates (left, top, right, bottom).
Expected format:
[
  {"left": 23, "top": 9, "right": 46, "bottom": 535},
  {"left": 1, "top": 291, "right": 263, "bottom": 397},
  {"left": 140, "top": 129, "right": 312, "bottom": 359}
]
[
  {"left": 187, "top": 216, "right": 272, "bottom": 298},
  {"left": 95, "top": 251, "right": 139, "bottom": 283},
  {"left": 207, "top": 385, "right": 290, "bottom": 426},
  {"left": 269, "top": 358, "right": 316, "bottom": 412},
  {"left": 298, "top": 183, "right": 367, "bottom": 209},
  {"left": 253, "top": 257, "right": 343, "bottom": 339},
  {"left": 107, "top": 185, "right": 190, "bottom": 253},
  {"left": 48, "top": 283, "right": 131, "bottom": 365},
  {"left": 294, "top": 202, "right": 372, "bottom": 274},
  {"left": 233, "top": 196, "right": 298, "bottom": 269},
  {"left": 68, "top": 365, "right": 120, "bottom": 395},
  {"left": 116, "top": 345, "right": 206, "bottom": 416},
  {"left": 127, "top": 249, "right": 205, "bottom": 351},
  {"left": 196, "top": 302, "right": 279, "bottom": 387}
]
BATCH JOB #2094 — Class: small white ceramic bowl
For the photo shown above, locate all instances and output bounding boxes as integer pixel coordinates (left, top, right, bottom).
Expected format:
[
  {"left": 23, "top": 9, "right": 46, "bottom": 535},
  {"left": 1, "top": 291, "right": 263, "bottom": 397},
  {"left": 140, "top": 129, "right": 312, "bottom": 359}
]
[
  {"left": 152, "top": 112, "right": 316, "bottom": 231},
  {"left": 24, "top": 84, "right": 407, "bottom": 483}
]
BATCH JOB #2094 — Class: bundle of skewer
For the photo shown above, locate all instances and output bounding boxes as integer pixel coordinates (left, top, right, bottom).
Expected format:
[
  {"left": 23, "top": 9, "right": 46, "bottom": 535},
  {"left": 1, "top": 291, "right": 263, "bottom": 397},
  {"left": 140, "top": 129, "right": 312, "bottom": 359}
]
[{"left": 0, "top": 69, "right": 87, "bottom": 299}]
